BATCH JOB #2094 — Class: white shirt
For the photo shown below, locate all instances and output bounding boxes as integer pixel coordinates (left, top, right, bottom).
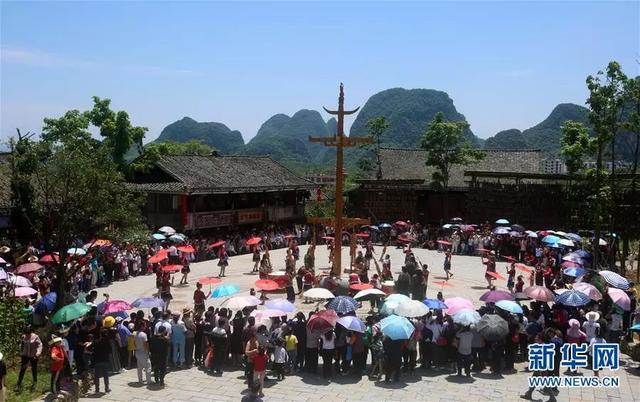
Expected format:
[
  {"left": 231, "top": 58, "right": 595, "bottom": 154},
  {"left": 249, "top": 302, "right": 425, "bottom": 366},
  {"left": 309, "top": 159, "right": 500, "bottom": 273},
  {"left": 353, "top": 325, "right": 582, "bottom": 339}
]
[
  {"left": 154, "top": 320, "right": 172, "bottom": 336},
  {"left": 425, "top": 320, "right": 443, "bottom": 342},
  {"left": 321, "top": 334, "right": 335, "bottom": 349},
  {"left": 583, "top": 320, "right": 600, "bottom": 341},
  {"left": 274, "top": 347, "right": 287, "bottom": 363},
  {"left": 134, "top": 331, "right": 148, "bottom": 353}
]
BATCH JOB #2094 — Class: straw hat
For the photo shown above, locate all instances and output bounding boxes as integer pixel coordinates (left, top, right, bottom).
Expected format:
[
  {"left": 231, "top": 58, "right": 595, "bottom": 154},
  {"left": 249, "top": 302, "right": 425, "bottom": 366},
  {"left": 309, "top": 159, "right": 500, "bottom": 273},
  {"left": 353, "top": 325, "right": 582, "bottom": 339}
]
[
  {"left": 586, "top": 311, "right": 600, "bottom": 322},
  {"left": 182, "top": 307, "right": 192, "bottom": 315},
  {"left": 49, "top": 335, "right": 62, "bottom": 346},
  {"left": 27, "top": 255, "right": 38, "bottom": 263},
  {"left": 0, "top": 246, "right": 10, "bottom": 253}
]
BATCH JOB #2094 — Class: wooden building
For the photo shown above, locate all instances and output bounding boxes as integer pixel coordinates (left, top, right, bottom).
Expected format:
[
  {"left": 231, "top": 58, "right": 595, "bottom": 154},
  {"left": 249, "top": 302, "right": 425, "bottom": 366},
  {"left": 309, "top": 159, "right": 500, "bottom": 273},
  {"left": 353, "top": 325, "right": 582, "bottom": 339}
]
[
  {"left": 129, "top": 155, "right": 315, "bottom": 232},
  {"left": 350, "top": 147, "right": 545, "bottom": 225}
]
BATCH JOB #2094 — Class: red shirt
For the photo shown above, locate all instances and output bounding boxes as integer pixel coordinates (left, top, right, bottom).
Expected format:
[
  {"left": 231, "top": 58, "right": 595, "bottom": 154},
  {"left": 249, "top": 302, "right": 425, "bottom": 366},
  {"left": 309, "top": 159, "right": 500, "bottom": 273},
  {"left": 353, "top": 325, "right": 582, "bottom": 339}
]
[
  {"left": 50, "top": 345, "right": 65, "bottom": 372},
  {"left": 193, "top": 289, "right": 206, "bottom": 304},
  {"left": 253, "top": 353, "right": 269, "bottom": 372}
]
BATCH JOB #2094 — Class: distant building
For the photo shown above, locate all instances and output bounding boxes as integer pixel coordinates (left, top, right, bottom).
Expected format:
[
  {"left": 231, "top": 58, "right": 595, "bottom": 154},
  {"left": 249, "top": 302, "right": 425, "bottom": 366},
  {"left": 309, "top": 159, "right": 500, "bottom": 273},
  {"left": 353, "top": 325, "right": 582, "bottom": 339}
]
[
  {"left": 582, "top": 160, "right": 631, "bottom": 171},
  {"left": 541, "top": 159, "right": 566, "bottom": 174},
  {"left": 129, "top": 155, "right": 314, "bottom": 232}
]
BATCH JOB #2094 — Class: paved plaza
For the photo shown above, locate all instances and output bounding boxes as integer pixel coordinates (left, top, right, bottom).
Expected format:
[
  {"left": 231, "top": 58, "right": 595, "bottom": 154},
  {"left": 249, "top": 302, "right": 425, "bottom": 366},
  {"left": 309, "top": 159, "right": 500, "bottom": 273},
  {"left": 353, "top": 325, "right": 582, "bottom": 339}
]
[{"left": 72, "top": 245, "right": 639, "bottom": 402}]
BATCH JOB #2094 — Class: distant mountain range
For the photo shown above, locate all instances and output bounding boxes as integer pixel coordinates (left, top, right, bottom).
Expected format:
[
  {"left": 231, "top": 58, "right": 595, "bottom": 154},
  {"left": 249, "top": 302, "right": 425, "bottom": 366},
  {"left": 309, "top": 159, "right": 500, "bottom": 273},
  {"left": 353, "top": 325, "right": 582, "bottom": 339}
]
[{"left": 152, "top": 88, "right": 635, "bottom": 174}]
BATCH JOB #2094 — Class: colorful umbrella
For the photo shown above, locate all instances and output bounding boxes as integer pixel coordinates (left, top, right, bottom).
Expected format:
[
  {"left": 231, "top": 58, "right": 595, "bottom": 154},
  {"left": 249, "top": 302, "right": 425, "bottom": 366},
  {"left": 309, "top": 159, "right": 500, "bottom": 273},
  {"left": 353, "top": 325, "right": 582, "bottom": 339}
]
[
  {"left": 327, "top": 296, "right": 359, "bottom": 313},
  {"left": 495, "top": 219, "right": 510, "bottom": 225},
  {"left": 422, "top": 298, "right": 448, "bottom": 310},
  {"left": 524, "top": 286, "right": 556, "bottom": 302},
  {"left": 630, "top": 324, "right": 640, "bottom": 332},
  {"left": 493, "top": 227, "right": 510, "bottom": 235},
  {"left": 379, "top": 223, "right": 392, "bottom": 229},
  {"left": 0, "top": 268, "right": 7, "bottom": 281},
  {"left": 131, "top": 297, "right": 165, "bottom": 308},
  {"left": 476, "top": 248, "right": 492, "bottom": 253},
  {"left": 67, "top": 247, "right": 86, "bottom": 256},
  {"left": 16, "top": 263, "right": 44, "bottom": 274},
  {"left": 353, "top": 288, "right": 386, "bottom": 300},
  {"left": 34, "top": 291, "right": 57, "bottom": 314},
  {"left": 39, "top": 254, "right": 59, "bottom": 264},
  {"left": 502, "top": 256, "right": 517, "bottom": 262},
  {"left": 355, "top": 232, "right": 369, "bottom": 238},
  {"left": 198, "top": 276, "right": 222, "bottom": 286},
  {"left": 51, "top": 302, "right": 91, "bottom": 324},
  {"left": 148, "top": 253, "right": 168, "bottom": 264},
  {"left": 380, "top": 293, "right": 411, "bottom": 315},
  {"left": 255, "top": 279, "right": 279, "bottom": 291},
  {"left": 321, "top": 236, "right": 335, "bottom": 240},
  {"left": 514, "top": 263, "right": 534, "bottom": 274},
  {"left": 251, "top": 309, "right": 286, "bottom": 320},
  {"left": 495, "top": 300, "right": 523, "bottom": 314},
  {"left": 169, "top": 234, "right": 186, "bottom": 242},
  {"left": 246, "top": 237, "right": 262, "bottom": 246},
  {"left": 210, "top": 284, "right": 240, "bottom": 298},
  {"left": 303, "top": 288, "right": 334, "bottom": 299},
  {"left": 158, "top": 226, "right": 176, "bottom": 234},
  {"left": 558, "top": 239, "right": 575, "bottom": 248},
  {"left": 452, "top": 309, "right": 481, "bottom": 326},
  {"left": 162, "top": 264, "right": 182, "bottom": 273},
  {"left": 607, "top": 288, "right": 631, "bottom": 311},
  {"left": 444, "top": 297, "right": 474, "bottom": 315},
  {"left": 572, "top": 283, "right": 602, "bottom": 301},
  {"left": 561, "top": 261, "right": 582, "bottom": 268},
  {"left": 337, "top": 316, "right": 366, "bottom": 333},
  {"left": 542, "top": 235, "right": 561, "bottom": 244},
  {"left": 477, "top": 314, "right": 509, "bottom": 341},
  {"left": 209, "top": 240, "right": 226, "bottom": 248},
  {"left": 433, "top": 280, "right": 455, "bottom": 288},
  {"left": 307, "top": 310, "right": 338, "bottom": 336},
  {"left": 479, "top": 290, "right": 514, "bottom": 303},
  {"left": 380, "top": 314, "right": 415, "bottom": 340},
  {"left": 556, "top": 289, "right": 591, "bottom": 306},
  {"left": 485, "top": 271, "right": 506, "bottom": 280},
  {"left": 563, "top": 267, "right": 586, "bottom": 277},
  {"left": 102, "top": 300, "right": 132, "bottom": 314},
  {"left": 8, "top": 274, "right": 32, "bottom": 287},
  {"left": 14, "top": 287, "right": 38, "bottom": 297},
  {"left": 265, "top": 298, "right": 296, "bottom": 313},
  {"left": 437, "top": 240, "right": 452, "bottom": 246},
  {"left": 598, "top": 270, "right": 630, "bottom": 290},
  {"left": 225, "top": 296, "right": 261, "bottom": 309},
  {"left": 350, "top": 283, "right": 373, "bottom": 291},
  {"left": 178, "top": 245, "right": 195, "bottom": 253},
  {"left": 395, "top": 299, "right": 430, "bottom": 317},
  {"left": 152, "top": 233, "right": 166, "bottom": 240}
]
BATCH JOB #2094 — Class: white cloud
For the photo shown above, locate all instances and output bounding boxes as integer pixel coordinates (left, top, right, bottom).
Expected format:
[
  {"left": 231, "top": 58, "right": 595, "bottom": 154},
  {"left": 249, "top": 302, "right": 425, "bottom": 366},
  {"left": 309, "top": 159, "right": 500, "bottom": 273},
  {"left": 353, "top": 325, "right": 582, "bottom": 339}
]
[{"left": 0, "top": 46, "right": 202, "bottom": 76}]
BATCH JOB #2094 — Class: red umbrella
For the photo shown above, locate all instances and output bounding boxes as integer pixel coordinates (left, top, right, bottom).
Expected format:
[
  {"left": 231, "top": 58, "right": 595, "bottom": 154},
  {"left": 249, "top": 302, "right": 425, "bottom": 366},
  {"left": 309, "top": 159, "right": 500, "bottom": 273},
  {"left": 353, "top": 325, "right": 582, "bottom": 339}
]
[
  {"left": 307, "top": 310, "right": 338, "bottom": 335},
  {"left": 514, "top": 263, "right": 534, "bottom": 274},
  {"left": 246, "top": 237, "right": 262, "bottom": 246},
  {"left": 355, "top": 233, "right": 369, "bottom": 238},
  {"left": 39, "top": 254, "right": 59, "bottom": 264},
  {"left": 16, "top": 263, "right": 44, "bottom": 274},
  {"left": 502, "top": 256, "right": 517, "bottom": 262},
  {"left": 102, "top": 300, "right": 132, "bottom": 314},
  {"left": 178, "top": 245, "right": 195, "bottom": 253},
  {"left": 395, "top": 221, "right": 408, "bottom": 227},
  {"left": 398, "top": 235, "right": 413, "bottom": 243},
  {"left": 162, "top": 265, "right": 182, "bottom": 273},
  {"left": 321, "top": 236, "right": 335, "bottom": 240},
  {"left": 350, "top": 283, "right": 373, "bottom": 291},
  {"left": 198, "top": 276, "right": 222, "bottom": 285},
  {"left": 148, "top": 253, "right": 167, "bottom": 264},
  {"left": 486, "top": 271, "right": 506, "bottom": 280},
  {"left": 433, "top": 280, "right": 455, "bottom": 288},
  {"left": 437, "top": 240, "right": 452, "bottom": 246},
  {"left": 476, "top": 248, "right": 491, "bottom": 253},
  {"left": 255, "top": 279, "right": 279, "bottom": 291},
  {"left": 209, "top": 240, "right": 226, "bottom": 248}
]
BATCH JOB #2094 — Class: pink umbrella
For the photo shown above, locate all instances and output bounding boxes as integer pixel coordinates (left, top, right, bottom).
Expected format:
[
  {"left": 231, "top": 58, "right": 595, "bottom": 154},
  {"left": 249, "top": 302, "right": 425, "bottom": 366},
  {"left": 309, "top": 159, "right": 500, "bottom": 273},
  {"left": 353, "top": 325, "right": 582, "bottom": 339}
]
[
  {"left": 573, "top": 283, "right": 603, "bottom": 301},
  {"left": 444, "top": 297, "right": 474, "bottom": 315},
  {"left": 16, "top": 263, "right": 44, "bottom": 274},
  {"left": 561, "top": 261, "right": 582, "bottom": 269},
  {"left": 608, "top": 288, "right": 631, "bottom": 311},
  {"left": 14, "top": 287, "right": 38, "bottom": 297},
  {"left": 251, "top": 309, "right": 286, "bottom": 320},
  {"left": 8, "top": 274, "right": 32, "bottom": 287},
  {"left": 479, "top": 290, "right": 514, "bottom": 303},
  {"left": 102, "top": 300, "right": 132, "bottom": 314},
  {"left": 524, "top": 286, "right": 556, "bottom": 302}
]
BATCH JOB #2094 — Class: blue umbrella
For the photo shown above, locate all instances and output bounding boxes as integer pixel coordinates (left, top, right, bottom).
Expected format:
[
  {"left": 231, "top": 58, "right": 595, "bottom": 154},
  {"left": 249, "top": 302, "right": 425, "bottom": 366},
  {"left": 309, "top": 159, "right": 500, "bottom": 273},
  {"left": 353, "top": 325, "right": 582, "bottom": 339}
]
[
  {"left": 493, "top": 227, "right": 510, "bottom": 235},
  {"left": 131, "top": 297, "right": 165, "bottom": 309},
  {"left": 556, "top": 289, "right": 591, "bottom": 306},
  {"left": 326, "top": 296, "right": 359, "bottom": 313},
  {"left": 169, "top": 234, "right": 186, "bottom": 242},
  {"left": 495, "top": 300, "right": 523, "bottom": 314},
  {"left": 422, "top": 298, "right": 448, "bottom": 310},
  {"left": 573, "top": 250, "right": 591, "bottom": 259},
  {"left": 495, "top": 219, "right": 510, "bottom": 225},
  {"left": 565, "top": 233, "right": 581, "bottom": 242},
  {"left": 380, "top": 314, "right": 415, "bottom": 340},
  {"left": 211, "top": 284, "right": 240, "bottom": 298},
  {"left": 542, "top": 235, "right": 561, "bottom": 244},
  {"left": 337, "top": 316, "right": 366, "bottom": 333},
  {"left": 598, "top": 270, "right": 630, "bottom": 290},
  {"left": 265, "top": 299, "right": 296, "bottom": 313},
  {"left": 379, "top": 223, "right": 392, "bottom": 229},
  {"left": 34, "top": 292, "right": 57, "bottom": 314},
  {"left": 152, "top": 233, "right": 166, "bottom": 240},
  {"left": 563, "top": 267, "right": 586, "bottom": 277},
  {"left": 630, "top": 323, "right": 640, "bottom": 332},
  {"left": 381, "top": 294, "right": 411, "bottom": 315}
]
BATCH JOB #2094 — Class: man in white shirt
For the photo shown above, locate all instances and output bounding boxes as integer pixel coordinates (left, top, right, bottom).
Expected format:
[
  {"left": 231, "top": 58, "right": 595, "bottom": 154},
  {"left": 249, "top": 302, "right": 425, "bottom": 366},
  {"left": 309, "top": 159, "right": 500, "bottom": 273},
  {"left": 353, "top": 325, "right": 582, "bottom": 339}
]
[
  {"left": 455, "top": 327, "right": 473, "bottom": 377},
  {"left": 134, "top": 322, "right": 152, "bottom": 384}
]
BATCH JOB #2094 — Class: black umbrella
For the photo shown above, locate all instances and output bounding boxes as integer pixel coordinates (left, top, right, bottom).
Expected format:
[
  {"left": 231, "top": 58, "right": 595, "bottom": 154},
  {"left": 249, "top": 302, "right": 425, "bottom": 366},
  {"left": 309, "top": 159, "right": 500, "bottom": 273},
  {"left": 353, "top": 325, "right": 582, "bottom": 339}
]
[
  {"left": 476, "top": 314, "right": 509, "bottom": 342},
  {"left": 511, "top": 224, "right": 525, "bottom": 232}
]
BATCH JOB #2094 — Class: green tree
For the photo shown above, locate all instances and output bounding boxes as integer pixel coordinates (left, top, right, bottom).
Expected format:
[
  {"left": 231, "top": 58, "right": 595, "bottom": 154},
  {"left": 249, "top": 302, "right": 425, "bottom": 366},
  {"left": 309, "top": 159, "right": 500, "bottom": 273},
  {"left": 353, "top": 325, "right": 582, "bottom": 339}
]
[
  {"left": 129, "top": 139, "right": 217, "bottom": 174},
  {"left": 420, "top": 112, "right": 484, "bottom": 220},
  {"left": 355, "top": 116, "right": 389, "bottom": 178},
  {"left": 11, "top": 109, "right": 146, "bottom": 309},
  {"left": 560, "top": 121, "right": 593, "bottom": 175},
  {"left": 585, "top": 61, "right": 628, "bottom": 268}
]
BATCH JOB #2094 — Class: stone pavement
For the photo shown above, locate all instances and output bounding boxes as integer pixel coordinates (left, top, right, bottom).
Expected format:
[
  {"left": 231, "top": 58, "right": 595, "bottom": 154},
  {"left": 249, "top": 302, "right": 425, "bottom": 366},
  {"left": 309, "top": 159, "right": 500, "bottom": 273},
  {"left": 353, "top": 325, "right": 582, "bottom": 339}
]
[{"left": 52, "top": 245, "right": 640, "bottom": 401}]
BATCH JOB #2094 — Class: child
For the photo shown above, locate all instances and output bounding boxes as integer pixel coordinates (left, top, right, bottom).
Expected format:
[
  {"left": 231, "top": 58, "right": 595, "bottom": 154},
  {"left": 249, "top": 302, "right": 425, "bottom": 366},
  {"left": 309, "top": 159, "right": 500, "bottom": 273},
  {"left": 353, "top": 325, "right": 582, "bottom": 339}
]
[
  {"left": 515, "top": 275, "right": 525, "bottom": 293},
  {"left": 49, "top": 336, "right": 65, "bottom": 394},
  {"left": 252, "top": 347, "right": 269, "bottom": 397},
  {"left": 273, "top": 339, "right": 287, "bottom": 380}
]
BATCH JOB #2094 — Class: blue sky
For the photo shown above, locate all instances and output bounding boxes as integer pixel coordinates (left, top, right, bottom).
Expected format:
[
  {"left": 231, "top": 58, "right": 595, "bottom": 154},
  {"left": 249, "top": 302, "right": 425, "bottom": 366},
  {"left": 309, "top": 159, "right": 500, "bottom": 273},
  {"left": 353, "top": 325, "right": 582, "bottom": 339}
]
[{"left": 1, "top": 1, "right": 638, "bottom": 143}]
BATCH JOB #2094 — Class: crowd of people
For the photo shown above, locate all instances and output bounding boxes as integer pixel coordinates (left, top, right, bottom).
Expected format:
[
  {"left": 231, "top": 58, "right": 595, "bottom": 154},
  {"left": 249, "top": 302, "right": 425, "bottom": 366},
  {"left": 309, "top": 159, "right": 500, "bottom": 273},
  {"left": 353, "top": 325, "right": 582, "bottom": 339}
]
[{"left": 1, "top": 219, "right": 639, "bottom": 402}]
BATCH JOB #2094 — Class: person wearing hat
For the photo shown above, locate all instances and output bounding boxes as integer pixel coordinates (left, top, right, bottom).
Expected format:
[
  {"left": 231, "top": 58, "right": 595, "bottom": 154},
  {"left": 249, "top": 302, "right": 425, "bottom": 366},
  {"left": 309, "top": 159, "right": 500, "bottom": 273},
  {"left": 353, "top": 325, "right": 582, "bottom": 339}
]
[
  {"left": 49, "top": 335, "right": 65, "bottom": 394},
  {"left": 583, "top": 311, "right": 601, "bottom": 342}
]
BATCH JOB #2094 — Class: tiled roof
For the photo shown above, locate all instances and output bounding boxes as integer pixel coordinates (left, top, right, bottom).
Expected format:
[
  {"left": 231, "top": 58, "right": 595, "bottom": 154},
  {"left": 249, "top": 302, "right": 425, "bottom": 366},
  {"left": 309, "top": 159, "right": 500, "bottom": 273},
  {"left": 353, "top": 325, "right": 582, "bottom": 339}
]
[
  {"left": 131, "top": 155, "right": 315, "bottom": 194},
  {"left": 373, "top": 147, "right": 542, "bottom": 189}
]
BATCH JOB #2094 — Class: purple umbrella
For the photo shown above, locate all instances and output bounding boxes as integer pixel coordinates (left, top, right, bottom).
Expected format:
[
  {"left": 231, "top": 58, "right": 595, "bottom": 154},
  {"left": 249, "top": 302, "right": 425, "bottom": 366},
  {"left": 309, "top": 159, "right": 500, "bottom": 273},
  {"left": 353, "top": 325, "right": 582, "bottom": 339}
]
[{"left": 479, "top": 290, "right": 514, "bottom": 303}]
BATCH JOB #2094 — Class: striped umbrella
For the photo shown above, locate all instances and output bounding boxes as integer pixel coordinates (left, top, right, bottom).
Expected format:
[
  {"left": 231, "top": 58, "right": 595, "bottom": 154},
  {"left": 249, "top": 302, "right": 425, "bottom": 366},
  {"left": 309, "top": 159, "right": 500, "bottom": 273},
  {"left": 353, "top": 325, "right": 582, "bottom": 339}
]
[
  {"left": 555, "top": 289, "right": 591, "bottom": 307},
  {"left": 572, "top": 283, "right": 602, "bottom": 301},
  {"left": 598, "top": 270, "right": 630, "bottom": 290},
  {"left": 524, "top": 286, "right": 556, "bottom": 302},
  {"left": 327, "top": 296, "right": 359, "bottom": 313}
]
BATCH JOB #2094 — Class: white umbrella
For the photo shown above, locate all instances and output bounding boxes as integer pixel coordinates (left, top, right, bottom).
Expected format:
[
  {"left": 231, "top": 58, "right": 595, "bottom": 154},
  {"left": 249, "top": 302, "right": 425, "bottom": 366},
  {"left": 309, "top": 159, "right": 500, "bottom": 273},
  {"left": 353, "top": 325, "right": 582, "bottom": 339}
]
[
  {"left": 558, "top": 239, "right": 575, "bottom": 247},
  {"left": 158, "top": 226, "right": 176, "bottom": 234},
  {"left": 353, "top": 288, "right": 386, "bottom": 300},
  {"left": 8, "top": 274, "right": 32, "bottom": 287},
  {"left": 303, "top": 288, "right": 335, "bottom": 299},
  {"left": 67, "top": 247, "right": 86, "bottom": 256},
  {"left": 224, "top": 296, "right": 260, "bottom": 309},
  {"left": 394, "top": 299, "right": 430, "bottom": 318},
  {"left": 452, "top": 309, "right": 481, "bottom": 326},
  {"left": 337, "top": 316, "right": 366, "bottom": 333}
]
